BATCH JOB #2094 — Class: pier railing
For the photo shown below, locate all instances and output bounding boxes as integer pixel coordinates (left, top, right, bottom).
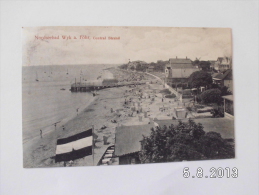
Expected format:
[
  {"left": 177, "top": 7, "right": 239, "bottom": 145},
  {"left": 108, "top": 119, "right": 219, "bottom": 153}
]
[{"left": 70, "top": 80, "right": 148, "bottom": 92}]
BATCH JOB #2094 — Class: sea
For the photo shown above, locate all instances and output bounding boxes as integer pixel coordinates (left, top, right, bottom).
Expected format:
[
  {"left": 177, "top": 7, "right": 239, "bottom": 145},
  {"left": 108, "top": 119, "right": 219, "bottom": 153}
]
[{"left": 22, "top": 64, "right": 116, "bottom": 143}]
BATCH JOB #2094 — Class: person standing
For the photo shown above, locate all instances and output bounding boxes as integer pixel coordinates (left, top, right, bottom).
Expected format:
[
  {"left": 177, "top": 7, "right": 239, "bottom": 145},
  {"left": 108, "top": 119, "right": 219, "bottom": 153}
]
[
  {"left": 62, "top": 126, "right": 65, "bottom": 131},
  {"left": 40, "top": 129, "right": 42, "bottom": 138}
]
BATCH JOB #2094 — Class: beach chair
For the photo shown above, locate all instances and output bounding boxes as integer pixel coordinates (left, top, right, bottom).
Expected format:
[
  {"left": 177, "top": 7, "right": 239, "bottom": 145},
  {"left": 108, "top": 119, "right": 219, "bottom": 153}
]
[{"left": 102, "top": 158, "right": 111, "bottom": 164}]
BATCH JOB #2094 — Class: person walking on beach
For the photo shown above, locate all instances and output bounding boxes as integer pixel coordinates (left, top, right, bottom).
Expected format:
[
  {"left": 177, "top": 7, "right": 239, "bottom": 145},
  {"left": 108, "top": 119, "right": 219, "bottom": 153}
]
[
  {"left": 40, "top": 129, "right": 42, "bottom": 138},
  {"left": 76, "top": 108, "right": 79, "bottom": 115},
  {"left": 62, "top": 126, "right": 65, "bottom": 131}
]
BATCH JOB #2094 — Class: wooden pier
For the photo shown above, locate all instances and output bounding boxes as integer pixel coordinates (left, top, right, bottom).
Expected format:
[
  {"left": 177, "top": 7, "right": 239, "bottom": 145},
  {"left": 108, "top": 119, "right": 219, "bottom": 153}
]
[{"left": 70, "top": 80, "right": 148, "bottom": 92}]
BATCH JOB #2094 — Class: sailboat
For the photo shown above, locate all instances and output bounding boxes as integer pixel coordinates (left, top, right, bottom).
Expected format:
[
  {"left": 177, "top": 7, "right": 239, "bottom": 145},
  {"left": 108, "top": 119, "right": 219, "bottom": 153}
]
[{"left": 36, "top": 71, "right": 39, "bottom": 82}]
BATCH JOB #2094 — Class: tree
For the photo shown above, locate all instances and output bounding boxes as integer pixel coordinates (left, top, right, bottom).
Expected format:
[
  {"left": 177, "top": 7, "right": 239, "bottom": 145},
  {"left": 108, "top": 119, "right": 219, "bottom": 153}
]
[
  {"left": 191, "top": 59, "right": 211, "bottom": 71},
  {"left": 139, "top": 119, "right": 234, "bottom": 163},
  {"left": 118, "top": 64, "right": 128, "bottom": 69},
  {"left": 192, "top": 59, "right": 200, "bottom": 67},
  {"left": 218, "top": 86, "right": 232, "bottom": 96},
  {"left": 136, "top": 63, "right": 147, "bottom": 72},
  {"left": 130, "top": 65, "right": 135, "bottom": 71},
  {"left": 188, "top": 71, "right": 213, "bottom": 88},
  {"left": 199, "top": 61, "right": 211, "bottom": 71},
  {"left": 200, "top": 88, "right": 222, "bottom": 104},
  {"left": 155, "top": 61, "right": 167, "bottom": 72}
]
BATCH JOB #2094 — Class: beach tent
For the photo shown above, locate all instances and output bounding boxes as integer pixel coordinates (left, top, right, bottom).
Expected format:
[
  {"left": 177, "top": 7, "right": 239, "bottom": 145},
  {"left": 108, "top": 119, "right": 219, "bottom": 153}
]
[{"left": 55, "top": 128, "right": 93, "bottom": 163}]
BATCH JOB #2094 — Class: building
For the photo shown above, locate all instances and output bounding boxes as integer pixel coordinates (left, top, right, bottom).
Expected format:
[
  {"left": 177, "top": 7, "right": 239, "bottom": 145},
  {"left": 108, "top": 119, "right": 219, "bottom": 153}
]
[
  {"left": 157, "top": 60, "right": 169, "bottom": 64},
  {"left": 114, "top": 117, "right": 235, "bottom": 164},
  {"left": 222, "top": 95, "right": 234, "bottom": 119},
  {"left": 208, "top": 60, "right": 216, "bottom": 70},
  {"left": 214, "top": 57, "right": 232, "bottom": 72},
  {"left": 114, "top": 124, "right": 153, "bottom": 165},
  {"left": 165, "top": 57, "right": 197, "bottom": 88},
  {"left": 212, "top": 69, "right": 233, "bottom": 92}
]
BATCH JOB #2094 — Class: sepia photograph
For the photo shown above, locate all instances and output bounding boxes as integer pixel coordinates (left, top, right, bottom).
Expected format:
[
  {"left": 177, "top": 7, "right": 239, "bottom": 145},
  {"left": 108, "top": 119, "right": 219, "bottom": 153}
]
[
  {"left": 22, "top": 26, "right": 234, "bottom": 168},
  {"left": 1, "top": 1, "right": 259, "bottom": 195}
]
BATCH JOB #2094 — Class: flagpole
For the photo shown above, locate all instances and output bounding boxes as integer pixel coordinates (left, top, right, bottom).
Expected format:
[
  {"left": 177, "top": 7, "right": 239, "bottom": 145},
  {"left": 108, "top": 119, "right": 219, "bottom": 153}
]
[{"left": 92, "top": 125, "right": 94, "bottom": 166}]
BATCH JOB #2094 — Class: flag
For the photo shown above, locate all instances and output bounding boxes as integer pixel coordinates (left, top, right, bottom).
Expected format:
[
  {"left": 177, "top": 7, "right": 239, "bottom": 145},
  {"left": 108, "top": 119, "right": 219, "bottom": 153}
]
[{"left": 55, "top": 128, "right": 92, "bottom": 163}]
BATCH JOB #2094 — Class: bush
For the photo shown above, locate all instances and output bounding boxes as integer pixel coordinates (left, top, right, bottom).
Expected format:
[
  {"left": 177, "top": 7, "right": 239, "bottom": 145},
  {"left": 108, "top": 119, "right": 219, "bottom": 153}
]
[
  {"left": 118, "top": 64, "right": 128, "bottom": 69},
  {"left": 188, "top": 71, "right": 213, "bottom": 88},
  {"left": 219, "top": 86, "right": 232, "bottom": 96},
  {"left": 165, "top": 94, "right": 176, "bottom": 99},
  {"left": 182, "top": 95, "right": 193, "bottom": 99},
  {"left": 200, "top": 89, "right": 222, "bottom": 104},
  {"left": 160, "top": 89, "right": 171, "bottom": 95},
  {"left": 211, "top": 105, "right": 224, "bottom": 118}
]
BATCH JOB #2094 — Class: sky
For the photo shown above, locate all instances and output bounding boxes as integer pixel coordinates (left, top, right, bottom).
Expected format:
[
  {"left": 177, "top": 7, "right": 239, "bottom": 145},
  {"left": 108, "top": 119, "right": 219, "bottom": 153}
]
[{"left": 22, "top": 26, "right": 232, "bottom": 66}]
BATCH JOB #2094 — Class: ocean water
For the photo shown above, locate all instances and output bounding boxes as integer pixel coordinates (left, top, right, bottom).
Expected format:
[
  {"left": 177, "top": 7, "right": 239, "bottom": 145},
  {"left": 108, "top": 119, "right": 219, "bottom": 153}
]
[{"left": 22, "top": 64, "right": 115, "bottom": 143}]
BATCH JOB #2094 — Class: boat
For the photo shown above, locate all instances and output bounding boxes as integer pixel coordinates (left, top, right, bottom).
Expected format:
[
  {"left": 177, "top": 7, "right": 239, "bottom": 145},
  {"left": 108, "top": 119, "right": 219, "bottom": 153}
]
[{"left": 60, "top": 88, "right": 66, "bottom": 90}]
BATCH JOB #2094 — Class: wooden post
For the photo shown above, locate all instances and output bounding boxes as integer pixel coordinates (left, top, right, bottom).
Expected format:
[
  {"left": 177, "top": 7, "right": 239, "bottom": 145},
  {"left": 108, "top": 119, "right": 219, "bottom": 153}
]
[
  {"left": 92, "top": 125, "right": 94, "bottom": 166},
  {"left": 223, "top": 98, "right": 226, "bottom": 117}
]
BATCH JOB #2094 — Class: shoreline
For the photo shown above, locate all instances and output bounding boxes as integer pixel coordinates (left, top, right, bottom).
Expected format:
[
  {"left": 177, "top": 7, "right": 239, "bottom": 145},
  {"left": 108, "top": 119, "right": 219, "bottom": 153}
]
[
  {"left": 23, "top": 94, "right": 98, "bottom": 168},
  {"left": 23, "top": 68, "right": 129, "bottom": 168},
  {"left": 22, "top": 94, "right": 96, "bottom": 145},
  {"left": 23, "top": 68, "right": 181, "bottom": 168}
]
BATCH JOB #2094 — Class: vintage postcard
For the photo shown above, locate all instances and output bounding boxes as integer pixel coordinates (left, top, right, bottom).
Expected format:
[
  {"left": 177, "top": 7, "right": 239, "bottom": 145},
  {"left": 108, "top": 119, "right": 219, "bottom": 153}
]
[{"left": 22, "top": 26, "right": 234, "bottom": 168}]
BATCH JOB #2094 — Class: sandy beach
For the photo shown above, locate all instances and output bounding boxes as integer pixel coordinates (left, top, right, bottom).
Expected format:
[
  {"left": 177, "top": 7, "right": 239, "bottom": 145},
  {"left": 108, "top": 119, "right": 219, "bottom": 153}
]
[{"left": 23, "top": 68, "right": 183, "bottom": 168}]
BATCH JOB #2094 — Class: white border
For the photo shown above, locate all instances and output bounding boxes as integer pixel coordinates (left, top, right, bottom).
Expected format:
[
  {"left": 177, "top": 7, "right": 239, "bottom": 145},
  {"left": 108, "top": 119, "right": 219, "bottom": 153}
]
[{"left": 1, "top": 1, "right": 258, "bottom": 195}]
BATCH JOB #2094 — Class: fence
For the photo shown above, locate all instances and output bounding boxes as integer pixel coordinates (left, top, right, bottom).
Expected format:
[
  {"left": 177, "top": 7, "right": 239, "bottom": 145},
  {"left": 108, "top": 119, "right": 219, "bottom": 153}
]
[{"left": 145, "top": 72, "right": 182, "bottom": 102}]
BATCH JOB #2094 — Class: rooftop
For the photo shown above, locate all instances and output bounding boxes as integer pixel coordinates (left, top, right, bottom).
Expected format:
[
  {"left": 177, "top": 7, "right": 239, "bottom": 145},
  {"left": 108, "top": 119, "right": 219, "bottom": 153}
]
[
  {"left": 114, "top": 124, "right": 153, "bottom": 156},
  {"left": 222, "top": 95, "right": 234, "bottom": 101},
  {"left": 166, "top": 58, "right": 195, "bottom": 69},
  {"left": 213, "top": 69, "right": 232, "bottom": 80}
]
